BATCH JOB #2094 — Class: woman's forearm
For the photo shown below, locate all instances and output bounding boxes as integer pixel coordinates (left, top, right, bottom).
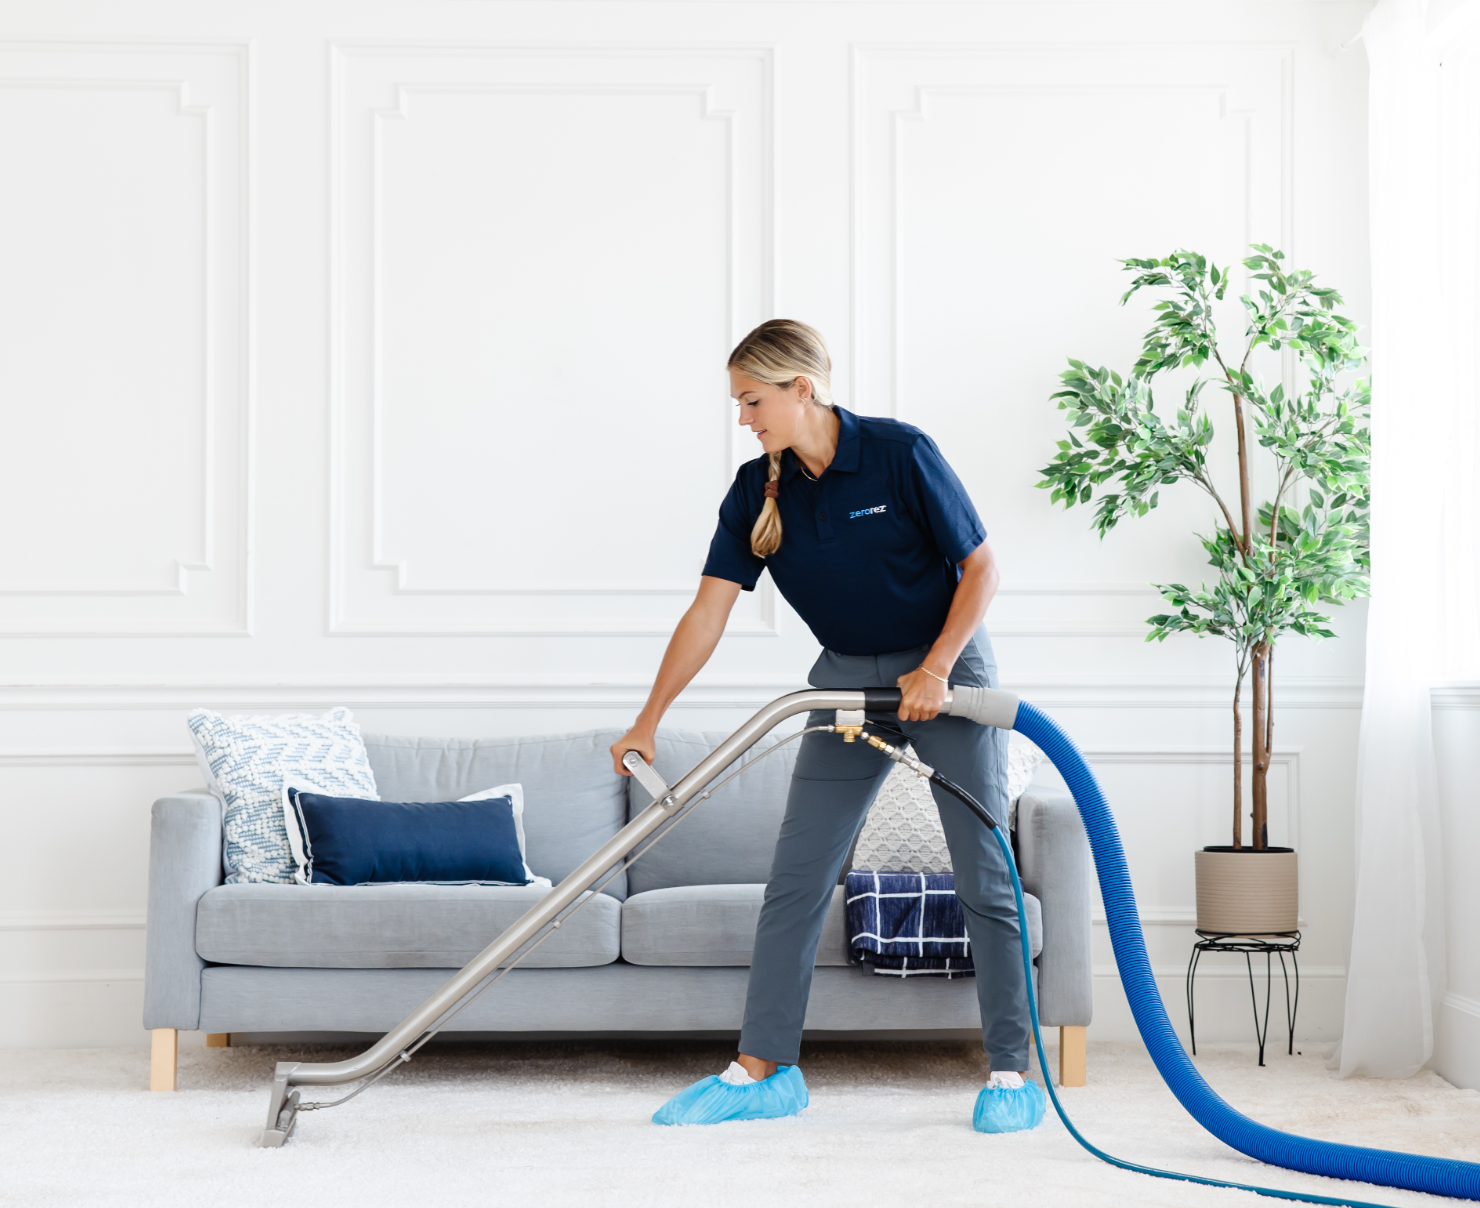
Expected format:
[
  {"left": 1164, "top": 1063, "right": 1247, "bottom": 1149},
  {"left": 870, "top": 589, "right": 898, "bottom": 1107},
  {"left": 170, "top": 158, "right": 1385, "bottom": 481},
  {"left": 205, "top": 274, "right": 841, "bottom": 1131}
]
[
  {"left": 631, "top": 576, "right": 741, "bottom": 734},
  {"left": 921, "top": 540, "right": 1000, "bottom": 678}
]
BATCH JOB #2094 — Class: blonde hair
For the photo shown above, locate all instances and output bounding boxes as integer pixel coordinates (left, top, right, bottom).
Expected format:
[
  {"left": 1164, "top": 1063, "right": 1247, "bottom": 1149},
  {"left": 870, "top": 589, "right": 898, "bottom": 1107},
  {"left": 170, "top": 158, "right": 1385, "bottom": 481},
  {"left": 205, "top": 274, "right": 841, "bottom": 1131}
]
[{"left": 727, "top": 319, "right": 835, "bottom": 557}]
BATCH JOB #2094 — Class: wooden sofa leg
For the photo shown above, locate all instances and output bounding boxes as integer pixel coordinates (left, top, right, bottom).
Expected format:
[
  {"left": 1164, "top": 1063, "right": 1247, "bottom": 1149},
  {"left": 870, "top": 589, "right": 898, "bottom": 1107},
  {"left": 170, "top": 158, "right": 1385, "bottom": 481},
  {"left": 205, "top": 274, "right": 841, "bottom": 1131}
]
[
  {"left": 205, "top": 1033, "right": 230, "bottom": 1048},
  {"left": 150, "top": 1028, "right": 177, "bottom": 1092},
  {"left": 1059, "top": 1025, "right": 1087, "bottom": 1087}
]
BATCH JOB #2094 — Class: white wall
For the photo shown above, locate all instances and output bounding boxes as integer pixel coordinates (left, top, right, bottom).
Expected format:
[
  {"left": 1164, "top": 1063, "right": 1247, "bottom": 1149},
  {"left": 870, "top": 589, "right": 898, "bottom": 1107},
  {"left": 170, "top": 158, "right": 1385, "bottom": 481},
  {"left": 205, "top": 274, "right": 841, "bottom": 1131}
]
[{"left": 0, "top": 0, "right": 1373, "bottom": 1048}]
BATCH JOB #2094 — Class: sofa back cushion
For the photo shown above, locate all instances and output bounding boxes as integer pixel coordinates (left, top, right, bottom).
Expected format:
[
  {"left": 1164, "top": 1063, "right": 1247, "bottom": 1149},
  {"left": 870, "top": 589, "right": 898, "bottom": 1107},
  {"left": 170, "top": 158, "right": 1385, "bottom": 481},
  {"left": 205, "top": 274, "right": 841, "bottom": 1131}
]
[
  {"left": 362, "top": 730, "right": 628, "bottom": 898},
  {"left": 626, "top": 728, "right": 798, "bottom": 894}
]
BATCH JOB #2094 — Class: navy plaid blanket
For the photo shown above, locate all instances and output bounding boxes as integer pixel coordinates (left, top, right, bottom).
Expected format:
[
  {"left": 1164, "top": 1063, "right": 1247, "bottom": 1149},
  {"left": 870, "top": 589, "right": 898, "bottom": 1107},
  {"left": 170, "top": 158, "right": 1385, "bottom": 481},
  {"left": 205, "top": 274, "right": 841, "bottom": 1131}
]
[{"left": 844, "top": 871, "right": 973, "bottom": 979}]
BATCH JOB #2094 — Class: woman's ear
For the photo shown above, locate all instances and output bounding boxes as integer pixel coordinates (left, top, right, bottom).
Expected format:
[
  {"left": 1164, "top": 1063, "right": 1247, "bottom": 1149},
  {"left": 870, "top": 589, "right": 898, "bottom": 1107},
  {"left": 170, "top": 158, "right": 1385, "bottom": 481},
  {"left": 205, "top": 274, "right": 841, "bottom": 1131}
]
[{"left": 794, "top": 376, "right": 813, "bottom": 402}]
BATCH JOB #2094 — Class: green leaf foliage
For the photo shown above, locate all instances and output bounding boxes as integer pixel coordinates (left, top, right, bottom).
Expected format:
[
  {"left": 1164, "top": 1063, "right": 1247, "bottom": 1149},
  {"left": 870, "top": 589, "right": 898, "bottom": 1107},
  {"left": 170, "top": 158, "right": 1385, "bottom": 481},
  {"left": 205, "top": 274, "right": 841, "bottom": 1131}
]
[{"left": 1039, "top": 246, "right": 1372, "bottom": 672}]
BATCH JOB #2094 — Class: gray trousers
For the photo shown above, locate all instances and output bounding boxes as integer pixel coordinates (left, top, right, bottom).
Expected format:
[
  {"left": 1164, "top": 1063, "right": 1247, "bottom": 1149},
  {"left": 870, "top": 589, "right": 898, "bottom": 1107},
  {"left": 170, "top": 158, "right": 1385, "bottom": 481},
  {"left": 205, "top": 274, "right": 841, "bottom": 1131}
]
[{"left": 738, "top": 632, "right": 1030, "bottom": 1071}]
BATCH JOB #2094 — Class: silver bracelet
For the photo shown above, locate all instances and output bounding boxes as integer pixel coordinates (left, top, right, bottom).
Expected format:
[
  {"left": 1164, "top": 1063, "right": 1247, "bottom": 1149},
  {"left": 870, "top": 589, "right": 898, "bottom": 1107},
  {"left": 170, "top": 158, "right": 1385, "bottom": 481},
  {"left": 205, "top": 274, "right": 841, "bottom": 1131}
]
[{"left": 917, "top": 665, "right": 950, "bottom": 686}]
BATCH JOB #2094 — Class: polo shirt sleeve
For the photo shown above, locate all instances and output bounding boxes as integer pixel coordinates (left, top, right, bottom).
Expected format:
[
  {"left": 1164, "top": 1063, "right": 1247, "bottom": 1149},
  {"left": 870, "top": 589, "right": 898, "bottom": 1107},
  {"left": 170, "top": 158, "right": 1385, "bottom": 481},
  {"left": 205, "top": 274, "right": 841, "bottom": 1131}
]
[
  {"left": 908, "top": 435, "right": 987, "bottom": 565},
  {"left": 701, "top": 471, "right": 767, "bottom": 590}
]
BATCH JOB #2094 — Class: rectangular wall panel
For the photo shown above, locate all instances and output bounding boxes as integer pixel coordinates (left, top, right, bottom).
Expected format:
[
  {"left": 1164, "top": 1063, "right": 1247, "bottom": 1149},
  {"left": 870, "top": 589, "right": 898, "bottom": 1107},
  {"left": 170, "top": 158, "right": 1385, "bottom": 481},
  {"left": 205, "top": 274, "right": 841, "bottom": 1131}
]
[
  {"left": 0, "top": 43, "right": 250, "bottom": 634},
  {"left": 854, "top": 45, "right": 1290, "bottom": 637},
  {"left": 331, "top": 46, "right": 774, "bottom": 635}
]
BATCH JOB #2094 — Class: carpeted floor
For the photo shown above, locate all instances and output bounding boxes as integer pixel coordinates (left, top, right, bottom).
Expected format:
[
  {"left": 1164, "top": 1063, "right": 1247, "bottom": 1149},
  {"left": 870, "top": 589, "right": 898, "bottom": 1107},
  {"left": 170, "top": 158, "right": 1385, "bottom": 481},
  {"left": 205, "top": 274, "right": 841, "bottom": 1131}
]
[{"left": 3, "top": 1039, "right": 1477, "bottom": 1208}]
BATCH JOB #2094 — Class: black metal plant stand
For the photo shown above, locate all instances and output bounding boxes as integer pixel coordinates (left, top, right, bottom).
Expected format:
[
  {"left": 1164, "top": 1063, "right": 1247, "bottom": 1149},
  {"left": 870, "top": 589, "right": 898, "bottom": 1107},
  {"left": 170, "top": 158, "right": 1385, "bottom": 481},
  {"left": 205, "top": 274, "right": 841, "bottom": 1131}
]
[{"left": 1185, "top": 930, "right": 1301, "bottom": 1067}]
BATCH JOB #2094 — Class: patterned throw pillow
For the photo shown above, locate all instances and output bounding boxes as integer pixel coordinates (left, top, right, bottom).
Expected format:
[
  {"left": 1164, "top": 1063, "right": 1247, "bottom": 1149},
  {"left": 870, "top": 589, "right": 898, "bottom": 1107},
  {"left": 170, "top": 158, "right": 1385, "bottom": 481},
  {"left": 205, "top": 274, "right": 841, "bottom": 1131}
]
[
  {"left": 187, "top": 706, "right": 379, "bottom": 884},
  {"left": 850, "top": 741, "right": 1045, "bottom": 874}
]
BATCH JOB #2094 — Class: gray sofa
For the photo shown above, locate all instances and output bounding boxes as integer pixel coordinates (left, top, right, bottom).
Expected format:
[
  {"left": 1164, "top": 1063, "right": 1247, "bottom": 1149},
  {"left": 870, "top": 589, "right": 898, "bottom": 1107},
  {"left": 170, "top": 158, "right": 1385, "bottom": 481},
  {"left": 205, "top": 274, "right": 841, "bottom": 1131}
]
[{"left": 144, "top": 727, "right": 1094, "bottom": 1088}]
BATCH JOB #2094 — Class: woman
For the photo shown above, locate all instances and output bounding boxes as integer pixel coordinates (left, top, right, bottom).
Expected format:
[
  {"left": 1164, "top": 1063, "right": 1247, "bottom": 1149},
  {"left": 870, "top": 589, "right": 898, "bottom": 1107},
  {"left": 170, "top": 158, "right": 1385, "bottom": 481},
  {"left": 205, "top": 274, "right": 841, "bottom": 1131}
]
[{"left": 611, "top": 319, "right": 1044, "bottom": 1132}]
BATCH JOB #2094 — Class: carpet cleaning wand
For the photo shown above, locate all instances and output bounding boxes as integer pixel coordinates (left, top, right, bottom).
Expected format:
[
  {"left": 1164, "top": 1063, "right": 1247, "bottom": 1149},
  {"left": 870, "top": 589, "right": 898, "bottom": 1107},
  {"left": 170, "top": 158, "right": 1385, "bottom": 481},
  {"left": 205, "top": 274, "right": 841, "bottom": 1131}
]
[{"left": 256, "top": 686, "right": 1480, "bottom": 1206}]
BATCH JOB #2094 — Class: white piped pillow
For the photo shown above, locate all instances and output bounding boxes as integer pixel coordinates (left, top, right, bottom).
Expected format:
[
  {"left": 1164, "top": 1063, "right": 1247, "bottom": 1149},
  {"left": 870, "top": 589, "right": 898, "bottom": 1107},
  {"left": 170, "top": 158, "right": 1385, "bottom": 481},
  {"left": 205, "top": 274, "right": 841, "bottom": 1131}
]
[{"left": 458, "top": 783, "right": 550, "bottom": 887}]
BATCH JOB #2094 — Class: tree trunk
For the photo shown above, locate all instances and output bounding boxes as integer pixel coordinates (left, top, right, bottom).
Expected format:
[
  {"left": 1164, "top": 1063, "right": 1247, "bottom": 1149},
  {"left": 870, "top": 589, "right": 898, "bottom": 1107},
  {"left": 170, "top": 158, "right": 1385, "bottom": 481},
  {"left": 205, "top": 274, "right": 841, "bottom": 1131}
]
[
  {"left": 1265, "top": 643, "right": 1275, "bottom": 833},
  {"left": 1251, "top": 639, "right": 1271, "bottom": 850},
  {"left": 1231, "top": 393, "right": 1254, "bottom": 552},
  {"left": 1232, "top": 666, "right": 1245, "bottom": 850}
]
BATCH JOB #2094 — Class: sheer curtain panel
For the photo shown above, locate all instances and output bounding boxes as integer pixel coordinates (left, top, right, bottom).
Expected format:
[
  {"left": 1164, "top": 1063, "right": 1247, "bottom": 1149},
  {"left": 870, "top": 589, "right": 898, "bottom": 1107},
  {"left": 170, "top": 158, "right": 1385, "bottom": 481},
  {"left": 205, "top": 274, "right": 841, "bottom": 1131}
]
[{"left": 1340, "top": 0, "right": 1480, "bottom": 1078}]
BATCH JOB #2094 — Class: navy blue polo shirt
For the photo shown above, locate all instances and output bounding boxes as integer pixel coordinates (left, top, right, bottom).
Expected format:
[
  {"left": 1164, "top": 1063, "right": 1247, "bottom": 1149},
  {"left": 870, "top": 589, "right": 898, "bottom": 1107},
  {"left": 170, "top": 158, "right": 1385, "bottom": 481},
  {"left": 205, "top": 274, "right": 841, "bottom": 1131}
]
[{"left": 702, "top": 406, "right": 986, "bottom": 656}]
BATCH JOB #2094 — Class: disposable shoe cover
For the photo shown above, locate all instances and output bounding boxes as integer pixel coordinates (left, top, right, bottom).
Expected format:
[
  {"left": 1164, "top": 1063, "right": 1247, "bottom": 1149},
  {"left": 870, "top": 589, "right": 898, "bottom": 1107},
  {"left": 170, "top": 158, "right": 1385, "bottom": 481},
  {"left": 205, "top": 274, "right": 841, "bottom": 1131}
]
[
  {"left": 972, "top": 1078, "right": 1046, "bottom": 1133},
  {"left": 652, "top": 1064, "right": 808, "bottom": 1125}
]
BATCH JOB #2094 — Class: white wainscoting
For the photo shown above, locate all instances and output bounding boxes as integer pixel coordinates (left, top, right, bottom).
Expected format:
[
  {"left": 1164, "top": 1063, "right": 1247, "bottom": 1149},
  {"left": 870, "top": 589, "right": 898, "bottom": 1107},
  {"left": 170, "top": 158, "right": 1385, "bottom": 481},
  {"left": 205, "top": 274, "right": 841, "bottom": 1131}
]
[{"left": 0, "top": 0, "right": 1372, "bottom": 1049}]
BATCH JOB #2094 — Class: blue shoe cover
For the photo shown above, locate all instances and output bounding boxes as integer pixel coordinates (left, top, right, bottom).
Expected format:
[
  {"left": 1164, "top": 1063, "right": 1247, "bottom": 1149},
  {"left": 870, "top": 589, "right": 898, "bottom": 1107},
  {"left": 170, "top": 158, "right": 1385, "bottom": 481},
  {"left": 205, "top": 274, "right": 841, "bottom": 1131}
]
[
  {"left": 972, "top": 1078, "right": 1046, "bottom": 1133},
  {"left": 652, "top": 1064, "right": 808, "bottom": 1125}
]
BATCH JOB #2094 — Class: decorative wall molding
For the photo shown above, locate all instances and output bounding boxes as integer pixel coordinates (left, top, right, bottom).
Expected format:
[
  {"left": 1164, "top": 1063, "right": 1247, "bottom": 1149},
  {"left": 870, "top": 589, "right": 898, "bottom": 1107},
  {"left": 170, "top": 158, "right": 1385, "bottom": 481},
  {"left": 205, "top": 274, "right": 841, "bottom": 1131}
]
[
  {"left": 1092, "top": 909, "right": 1309, "bottom": 928},
  {"left": 1444, "top": 991, "right": 1480, "bottom": 1019},
  {"left": 0, "top": 40, "right": 253, "bottom": 636},
  {"left": 1095, "top": 964, "right": 1344, "bottom": 981},
  {"left": 0, "top": 749, "right": 195, "bottom": 767},
  {"left": 996, "top": 583, "right": 1161, "bottom": 596},
  {"left": 1080, "top": 746, "right": 1303, "bottom": 764},
  {"left": 0, "top": 910, "right": 147, "bottom": 931},
  {"left": 0, "top": 968, "right": 143, "bottom": 985},
  {"left": 847, "top": 41, "right": 1295, "bottom": 633},
  {"left": 1432, "top": 683, "right": 1480, "bottom": 709},
  {"left": 0, "top": 78, "right": 211, "bottom": 599},
  {"left": 1064, "top": 745, "right": 1303, "bottom": 854},
  {"left": 365, "top": 81, "right": 734, "bottom": 599},
  {"left": 0, "top": 677, "right": 1362, "bottom": 711},
  {"left": 851, "top": 41, "right": 1292, "bottom": 420},
  {"left": 327, "top": 43, "right": 774, "bottom": 636}
]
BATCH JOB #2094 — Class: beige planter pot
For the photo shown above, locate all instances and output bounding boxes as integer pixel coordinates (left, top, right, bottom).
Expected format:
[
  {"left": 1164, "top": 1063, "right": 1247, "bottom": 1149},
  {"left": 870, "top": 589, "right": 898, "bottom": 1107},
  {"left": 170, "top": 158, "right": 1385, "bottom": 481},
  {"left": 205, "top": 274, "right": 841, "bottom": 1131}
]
[{"left": 1194, "top": 847, "right": 1298, "bottom": 936}]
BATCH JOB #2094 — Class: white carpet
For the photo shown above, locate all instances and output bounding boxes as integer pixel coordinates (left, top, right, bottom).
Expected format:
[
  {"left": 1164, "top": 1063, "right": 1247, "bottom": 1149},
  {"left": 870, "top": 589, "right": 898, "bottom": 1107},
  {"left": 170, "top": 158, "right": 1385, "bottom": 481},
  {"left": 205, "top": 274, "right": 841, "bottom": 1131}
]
[{"left": 3, "top": 1039, "right": 1478, "bottom": 1208}]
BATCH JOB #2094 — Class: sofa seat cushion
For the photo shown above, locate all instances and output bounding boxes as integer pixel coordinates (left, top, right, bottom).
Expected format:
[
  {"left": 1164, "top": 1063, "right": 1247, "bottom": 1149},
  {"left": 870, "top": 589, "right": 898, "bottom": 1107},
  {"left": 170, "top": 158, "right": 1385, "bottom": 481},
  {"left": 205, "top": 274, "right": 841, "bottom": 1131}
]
[
  {"left": 621, "top": 883, "right": 1043, "bottom": 969},
  {"left": 622, "top": 884, "right": 853, "bottom": 967},
  {"left": 195, "top": 882, "right": 619, "bottom": 969}
]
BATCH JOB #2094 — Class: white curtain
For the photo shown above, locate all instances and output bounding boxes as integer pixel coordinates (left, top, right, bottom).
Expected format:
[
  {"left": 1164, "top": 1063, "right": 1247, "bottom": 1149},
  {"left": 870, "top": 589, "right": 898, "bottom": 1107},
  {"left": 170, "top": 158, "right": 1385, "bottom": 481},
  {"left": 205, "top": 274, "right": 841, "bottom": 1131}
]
[{"left": 1339, "top": 0, "right": 1480, "bottom": 1078}]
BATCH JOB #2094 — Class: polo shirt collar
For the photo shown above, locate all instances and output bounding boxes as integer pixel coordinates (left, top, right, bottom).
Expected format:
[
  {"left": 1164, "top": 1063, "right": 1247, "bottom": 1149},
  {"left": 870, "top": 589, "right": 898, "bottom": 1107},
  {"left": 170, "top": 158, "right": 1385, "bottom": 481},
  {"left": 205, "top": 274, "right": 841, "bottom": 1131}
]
[
  {"left": 781, "top": 405, "right": 861, "bottom": 481},
  {"left": 830, "top": 406, "right": 861, "bottom": 473}
]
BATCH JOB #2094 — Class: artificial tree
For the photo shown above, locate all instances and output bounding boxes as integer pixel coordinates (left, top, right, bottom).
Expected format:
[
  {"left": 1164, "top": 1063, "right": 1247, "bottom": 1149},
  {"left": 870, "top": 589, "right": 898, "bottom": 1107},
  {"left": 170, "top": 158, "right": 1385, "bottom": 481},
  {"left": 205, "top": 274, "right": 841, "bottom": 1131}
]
[{"left": 1040, "top": 246, "right": 1370, "bottom": 850}]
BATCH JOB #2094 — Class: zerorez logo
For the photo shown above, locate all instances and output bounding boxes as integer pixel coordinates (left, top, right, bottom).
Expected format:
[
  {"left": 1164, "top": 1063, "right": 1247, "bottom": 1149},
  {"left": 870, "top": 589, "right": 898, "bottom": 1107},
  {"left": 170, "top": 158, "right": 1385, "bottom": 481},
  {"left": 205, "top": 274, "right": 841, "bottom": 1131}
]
[{"left": 848, "top": 505, "right": 888, "bottom": 519}]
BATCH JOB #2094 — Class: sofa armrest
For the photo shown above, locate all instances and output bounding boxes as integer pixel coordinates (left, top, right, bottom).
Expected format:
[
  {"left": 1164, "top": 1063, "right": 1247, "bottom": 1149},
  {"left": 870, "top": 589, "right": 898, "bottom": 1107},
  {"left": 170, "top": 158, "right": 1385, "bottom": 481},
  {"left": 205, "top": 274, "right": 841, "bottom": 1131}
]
[
  {"left": 143, "top": 790, "right": 222, "bottom": 1031},
  {"left": 1015, "top": 787, "right": 1093, "bottom": 1027}
]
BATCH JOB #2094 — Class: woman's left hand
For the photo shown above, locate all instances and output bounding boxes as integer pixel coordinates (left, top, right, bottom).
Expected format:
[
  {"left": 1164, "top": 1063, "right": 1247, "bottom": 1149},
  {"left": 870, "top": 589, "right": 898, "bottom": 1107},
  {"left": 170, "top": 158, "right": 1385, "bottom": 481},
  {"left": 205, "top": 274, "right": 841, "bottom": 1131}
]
[{"left": 897, "top": 665, "right": 948, "bottom": 721}]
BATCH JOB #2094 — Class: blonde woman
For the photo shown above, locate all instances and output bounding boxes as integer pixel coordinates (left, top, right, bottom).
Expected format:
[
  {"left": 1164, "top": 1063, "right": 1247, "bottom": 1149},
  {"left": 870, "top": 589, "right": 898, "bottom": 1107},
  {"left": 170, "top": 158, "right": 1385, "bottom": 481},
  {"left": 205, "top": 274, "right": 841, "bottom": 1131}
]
[{"left": 612, "top": 319, "right": 1043, "bottom": 1132}]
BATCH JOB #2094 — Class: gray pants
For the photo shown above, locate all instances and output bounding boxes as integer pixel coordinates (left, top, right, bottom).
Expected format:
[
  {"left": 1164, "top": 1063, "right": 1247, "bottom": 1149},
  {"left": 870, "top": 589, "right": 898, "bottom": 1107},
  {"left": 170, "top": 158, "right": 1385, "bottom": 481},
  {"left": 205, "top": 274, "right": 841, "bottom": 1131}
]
[{"left": 738, "top": 633, "right": 1030, "bottom": 1071}]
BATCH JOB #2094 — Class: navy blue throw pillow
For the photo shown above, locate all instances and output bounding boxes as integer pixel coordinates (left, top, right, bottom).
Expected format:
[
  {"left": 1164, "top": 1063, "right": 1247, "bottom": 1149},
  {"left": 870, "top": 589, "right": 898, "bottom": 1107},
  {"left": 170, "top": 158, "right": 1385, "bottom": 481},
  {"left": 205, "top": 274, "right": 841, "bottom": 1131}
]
[{"left": 285, "top": 788, "right": 531, "bottom": 886}]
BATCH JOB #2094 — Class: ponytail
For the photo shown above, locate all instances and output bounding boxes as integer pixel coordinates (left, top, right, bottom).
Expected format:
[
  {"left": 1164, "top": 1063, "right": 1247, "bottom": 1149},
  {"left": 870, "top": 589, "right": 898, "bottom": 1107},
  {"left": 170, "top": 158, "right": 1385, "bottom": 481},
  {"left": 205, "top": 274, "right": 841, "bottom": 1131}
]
[
  {"left": 751, "top": 453, "right": 783, "bottom": 557},
  {"left": 727, "top": 319, "right": 834, "bottom": 558}
]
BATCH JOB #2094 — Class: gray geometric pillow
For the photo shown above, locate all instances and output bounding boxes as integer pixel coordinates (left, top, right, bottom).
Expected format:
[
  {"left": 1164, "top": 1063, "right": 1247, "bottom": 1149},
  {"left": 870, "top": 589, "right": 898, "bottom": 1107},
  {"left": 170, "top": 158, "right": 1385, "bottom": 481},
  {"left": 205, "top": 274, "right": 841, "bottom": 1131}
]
[
  {"left": 187, "top": 706, "right": 378, "bottom": 884},
  {"left": 850, "top": 742, "right": 1045, "bottom": 874}
]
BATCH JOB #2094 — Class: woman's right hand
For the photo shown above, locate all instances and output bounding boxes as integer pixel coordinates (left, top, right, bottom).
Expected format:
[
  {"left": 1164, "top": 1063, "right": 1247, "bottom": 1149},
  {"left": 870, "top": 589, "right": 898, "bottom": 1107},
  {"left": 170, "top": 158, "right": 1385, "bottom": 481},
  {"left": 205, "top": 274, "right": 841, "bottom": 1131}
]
[{"left": 611, "top": 726, "right": 657, "bottom": 777}]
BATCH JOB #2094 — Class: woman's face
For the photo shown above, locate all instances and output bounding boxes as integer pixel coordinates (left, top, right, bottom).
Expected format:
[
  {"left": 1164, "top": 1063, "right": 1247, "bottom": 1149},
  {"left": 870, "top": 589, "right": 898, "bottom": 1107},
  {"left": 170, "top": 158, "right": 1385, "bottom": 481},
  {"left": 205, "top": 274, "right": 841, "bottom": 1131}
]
[{"left": 730, "top": 370, "right": 811, "bottom": 455}]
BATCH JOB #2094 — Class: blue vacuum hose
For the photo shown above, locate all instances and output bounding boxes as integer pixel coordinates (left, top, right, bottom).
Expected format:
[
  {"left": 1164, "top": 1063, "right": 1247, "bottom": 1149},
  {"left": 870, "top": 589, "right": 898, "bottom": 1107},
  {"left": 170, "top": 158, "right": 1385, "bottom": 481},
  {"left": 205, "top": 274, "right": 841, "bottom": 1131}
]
[{"left": 1001, "top": 699, "right": 1480, "bottom": 1203}]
